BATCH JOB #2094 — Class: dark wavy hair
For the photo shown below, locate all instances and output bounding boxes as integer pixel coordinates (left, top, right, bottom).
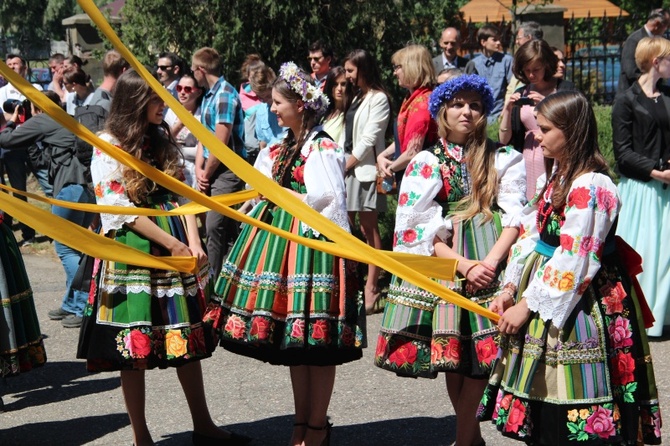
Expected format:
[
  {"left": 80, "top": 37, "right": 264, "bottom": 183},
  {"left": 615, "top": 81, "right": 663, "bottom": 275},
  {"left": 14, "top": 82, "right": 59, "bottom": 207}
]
[
  {"left": 105, "top": 69, "right": 182, "bottom": 203},
  {"left": 321, "top": 66, "right": 350, "bottom": 116}
]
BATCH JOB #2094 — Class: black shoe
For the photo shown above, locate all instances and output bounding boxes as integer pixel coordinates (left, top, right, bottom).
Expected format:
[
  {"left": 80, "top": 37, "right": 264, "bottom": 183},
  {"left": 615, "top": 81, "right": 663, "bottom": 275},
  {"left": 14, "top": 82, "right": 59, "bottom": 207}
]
[
  {"left": 48, "top": 308, "right": 74, "bottom": 320},
  {"left": 192, "top": 431, "right": 252, "bottom": 446},
  {"left": 18, "top": 237, "right": 35, "bottom": 247},
  {"left": 307, "top": 422, "right": 332, "bottom": 446},
  {"left": 61, "top": 315, "right": 83, "bottom": 328}
]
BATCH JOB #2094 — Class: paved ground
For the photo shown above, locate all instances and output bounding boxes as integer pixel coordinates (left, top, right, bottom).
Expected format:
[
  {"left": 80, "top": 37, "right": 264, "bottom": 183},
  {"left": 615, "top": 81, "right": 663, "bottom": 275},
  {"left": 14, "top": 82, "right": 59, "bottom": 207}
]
[{"left": 2, "top": 249, "right": 670, "bottom": 445}]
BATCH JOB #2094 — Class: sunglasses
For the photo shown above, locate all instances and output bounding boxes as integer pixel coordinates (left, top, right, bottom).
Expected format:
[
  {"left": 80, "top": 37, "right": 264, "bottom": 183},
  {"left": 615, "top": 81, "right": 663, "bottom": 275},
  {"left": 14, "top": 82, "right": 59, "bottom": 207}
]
[
  {"left": 307, "top": 56, "right": 323, "bottom": 62},
  {"left": 176, "top": 85, "right": 198, "bottom": 94},
  {"left": 157, "top": 64, "right": 173, "bottom": 71}
]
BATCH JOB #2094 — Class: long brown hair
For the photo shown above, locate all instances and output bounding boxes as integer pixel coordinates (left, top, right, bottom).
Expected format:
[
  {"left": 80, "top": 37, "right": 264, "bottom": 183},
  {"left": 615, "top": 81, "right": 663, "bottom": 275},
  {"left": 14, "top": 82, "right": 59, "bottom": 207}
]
[
  {"left": 535, "top": 90, "right": 609, "bottom": 209},
  {"left": 436, "top": 95, "right": 498, "bottom": 222},
  {"left": 106, "top": 69, "right": 182, "bottom": 203}
]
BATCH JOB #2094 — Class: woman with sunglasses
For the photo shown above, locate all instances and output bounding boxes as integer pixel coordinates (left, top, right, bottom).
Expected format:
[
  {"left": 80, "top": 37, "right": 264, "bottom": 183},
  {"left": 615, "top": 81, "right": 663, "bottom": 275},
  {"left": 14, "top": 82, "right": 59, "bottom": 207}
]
[
  {"left": 165, "top": 73, "right": 204, "bottom": 189},
  {"left": 62, "top": 66, "right": 94, "bottom": 116}
]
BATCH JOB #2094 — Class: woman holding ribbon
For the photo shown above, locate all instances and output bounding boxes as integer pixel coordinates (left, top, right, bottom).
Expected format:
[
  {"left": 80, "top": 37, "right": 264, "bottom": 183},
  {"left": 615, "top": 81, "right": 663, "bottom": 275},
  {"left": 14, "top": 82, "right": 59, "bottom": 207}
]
[
  {"left": 76, "top": 69, "right": 250, "bottom": 446},
  {"left": 375, "top": 74, "right": 526, "bottom": 446},
  {"left": 209, "top": 62, "right": 363, "bottom": 446}
]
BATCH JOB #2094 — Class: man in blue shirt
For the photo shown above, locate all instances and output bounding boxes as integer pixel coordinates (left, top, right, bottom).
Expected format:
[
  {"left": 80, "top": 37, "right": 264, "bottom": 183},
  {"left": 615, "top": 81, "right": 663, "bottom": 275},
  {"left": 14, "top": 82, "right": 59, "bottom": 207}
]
[
  {"left": 192, "top": 47, "right": 245, "bottom": 276},
  {"left": 465, "top": 24, "right": 513, "bottom": 122}
]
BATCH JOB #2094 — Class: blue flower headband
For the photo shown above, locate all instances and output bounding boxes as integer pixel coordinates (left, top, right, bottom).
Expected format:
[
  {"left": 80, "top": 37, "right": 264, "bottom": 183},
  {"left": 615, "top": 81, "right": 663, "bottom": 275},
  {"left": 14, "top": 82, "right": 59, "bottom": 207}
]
[
  {"left": 279, "top": 62, "right": 330, "bottom": 116},
  {"left": 428, "top": 74, "right": 495, "bottom": 119}
]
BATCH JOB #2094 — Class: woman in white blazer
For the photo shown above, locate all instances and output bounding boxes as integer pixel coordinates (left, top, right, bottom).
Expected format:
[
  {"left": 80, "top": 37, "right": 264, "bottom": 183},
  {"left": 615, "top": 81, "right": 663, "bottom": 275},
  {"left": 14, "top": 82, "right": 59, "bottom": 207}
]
[{"left": 342, "top": 49, "right": 391, "bottom": 313}]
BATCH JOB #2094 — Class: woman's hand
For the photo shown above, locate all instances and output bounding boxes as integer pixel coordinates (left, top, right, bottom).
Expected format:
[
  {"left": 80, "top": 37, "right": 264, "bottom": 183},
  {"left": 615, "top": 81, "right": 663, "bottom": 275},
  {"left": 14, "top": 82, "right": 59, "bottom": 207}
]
[
  {"left": 490, "top": 292, "right": 514, "bottom": 316},
  {"left": 504, "top": 92, "right": 523, "bottom": 111},
  {"left": 497, "top": 298, "right": 531, "bottom": 335},
  {"left": 459, "top": 260, "right": 496, "bottom": 292},
  {"left": 189, "top": 243, "right": 208, "bottom": 267},
  {"left": 377, "top": 156, "right": 394, "bottom": 177},
  {"left": 525, "top": 91, "right": 545, "bottom": 105},
  {"left": 650, "top": 167, "right": 670, "bottom": 185},
  {"left": 168, "top": 239, "right": 192, "bottom": 257}
]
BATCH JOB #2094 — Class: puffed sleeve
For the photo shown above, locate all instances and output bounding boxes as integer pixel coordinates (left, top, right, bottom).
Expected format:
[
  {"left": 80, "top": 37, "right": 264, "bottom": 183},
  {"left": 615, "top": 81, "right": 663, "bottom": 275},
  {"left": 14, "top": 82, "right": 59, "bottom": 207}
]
[
  {"left": 301, "top": 137, "right": 349, "bottom": 236},
  {"left": 523, "top": 173, "right": 620, "bottom": 328},
  {"left": 393, "top": 151, "right": 448, "bottom": 256},
  {"left": 495, "top": 144, "right": 527, "bottom": 227},
  {"left": 91, "top": 133, "right": 139, "bottom": 234}
]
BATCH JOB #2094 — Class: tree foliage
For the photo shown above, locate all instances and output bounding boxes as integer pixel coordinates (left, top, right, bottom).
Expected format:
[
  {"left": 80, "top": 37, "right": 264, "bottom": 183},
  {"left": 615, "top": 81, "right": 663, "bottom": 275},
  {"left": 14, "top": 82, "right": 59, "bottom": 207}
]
[{"left": 119, "top": 0, "right": 468, "bottom": 104}]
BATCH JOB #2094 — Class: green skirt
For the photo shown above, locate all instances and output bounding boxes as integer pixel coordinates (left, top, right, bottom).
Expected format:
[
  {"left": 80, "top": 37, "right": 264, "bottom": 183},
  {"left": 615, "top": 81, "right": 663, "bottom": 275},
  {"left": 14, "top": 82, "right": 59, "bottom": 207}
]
[
  {"left": 375, "top": 213, "right": 503, "bottom": 378},
  {"left": 77, "top": 198, "right": 215, "bottom": 371},
  {"left": 207, "top": 201, "right": 365, "bottom": 366},
  {"left": 0, "top": 221, "right": 46, "bottom": 377}
]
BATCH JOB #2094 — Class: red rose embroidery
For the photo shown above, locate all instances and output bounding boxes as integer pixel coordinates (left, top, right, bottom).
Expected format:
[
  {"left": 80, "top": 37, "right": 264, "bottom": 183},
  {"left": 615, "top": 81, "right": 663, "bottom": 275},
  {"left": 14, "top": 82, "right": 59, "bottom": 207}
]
[
  {"left": 293, "top": 165, "right": 305, "bottom": 184},
  {"left": 500, "top": 394, "right": 513, "bottom": 411},
  {"left": 224, "top": 314, "right": 246, "bottom": 339},
  {"left": 188, "top": 328, "right": 206, "bottom": 355},
  {"left": 420, "top": 163, "right": 434, "bottom": 179},
  {"left": 290, "top": 319, "right": 305, "bottom": 340},
  {"left": 250, "top": 317, "right": 270, "bottom": 340},
  {"left": 579, "top": 236, "right": 600, "bottom": 257},
  {"left": 577, "top": 278, "right": 591, "bottom": 295},
  {"left": 202, "top": 304, "right": 222, "bottom": 326},
  {"left": 375, "top": 335, "right": 388, "bottom": 357},
  {"left": 611, "top": 351, "right": 635, "bottom": 385},
  {"left": 311, "top": 319, "right": 329, "bottom": 342},
  {"left": 567, "top": 186, "right": 592, "bottom": 209},
  {"left": 506, "top": 399, "right": 526, "bottom": 433},
  {"left": 595, "top": 187, "right": 617, "bottom": 215},
  {"left": 388, "top": 340, "right": 418, "bottom": 367},
  {"left": 341, "top": 325, "right": 355, "bottom": 346},
  {"left": 431, "top": 342, "right": 443, "bottom": 363},
  {"left": 109, "top": 180, "right": 125, "bottom": 194},
  {"left": 585, "top": 406, "right": 616, "bottom": 439},
  {"left": 444, "top": 338, "right": 461, "bottom": 363},
  {"left": 126, "top": 329, "right": 151, "bottom": 358},
  {"left": 560, "top": 234, "right": 574, "bottom": 252},
  {"left": 398, "top": 192, "right": 409, "bottom": 206},
  {"left": 601, "top": 281, "right": 626, "bottom": 315},
  {"left": 405, "top": 162, "right": 415, "bottom": 175},
  {"left": 402, "top": 229, "right": 418, "bottom": 243},
  {"left": 475, "top": 337, "right": 497, "bottom": 366}
]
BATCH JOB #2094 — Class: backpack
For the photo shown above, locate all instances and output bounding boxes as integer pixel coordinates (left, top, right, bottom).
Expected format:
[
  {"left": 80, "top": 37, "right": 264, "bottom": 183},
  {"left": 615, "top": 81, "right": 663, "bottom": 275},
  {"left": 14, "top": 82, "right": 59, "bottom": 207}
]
[{"left": 73, "top": 90, "right": 110, "bottom": 176}]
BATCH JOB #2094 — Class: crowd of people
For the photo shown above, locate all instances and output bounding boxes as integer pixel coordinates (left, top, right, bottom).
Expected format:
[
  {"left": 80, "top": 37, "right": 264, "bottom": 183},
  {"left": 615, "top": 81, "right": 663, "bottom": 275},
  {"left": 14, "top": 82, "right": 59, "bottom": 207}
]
[{"left": 0, "top": 9, "right": 669, "bottom": 446}]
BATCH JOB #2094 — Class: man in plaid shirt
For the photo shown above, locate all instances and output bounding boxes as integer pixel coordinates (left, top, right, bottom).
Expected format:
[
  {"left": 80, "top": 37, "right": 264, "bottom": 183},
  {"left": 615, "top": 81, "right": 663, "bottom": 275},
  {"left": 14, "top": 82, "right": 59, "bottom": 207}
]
[{"left": 192, "top": 47, "right": 245, "bottom": 276}]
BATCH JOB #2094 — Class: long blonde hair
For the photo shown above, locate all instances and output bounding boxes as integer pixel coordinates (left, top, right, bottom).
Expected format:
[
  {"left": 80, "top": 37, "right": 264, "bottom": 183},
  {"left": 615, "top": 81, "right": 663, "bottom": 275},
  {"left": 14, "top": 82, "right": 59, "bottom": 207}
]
[{"left": 436, "top": 98, "right": 498, "bottom": 222}]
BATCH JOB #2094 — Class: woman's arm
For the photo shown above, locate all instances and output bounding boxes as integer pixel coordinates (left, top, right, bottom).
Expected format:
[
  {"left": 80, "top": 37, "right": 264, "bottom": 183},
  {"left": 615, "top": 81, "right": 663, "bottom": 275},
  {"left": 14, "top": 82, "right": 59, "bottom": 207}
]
[
  {"left": 522, "top": 173, "right": 620, "bottom": 329},
  {"left": 125, "top": 216, "right": 191, "bottom": 257}
]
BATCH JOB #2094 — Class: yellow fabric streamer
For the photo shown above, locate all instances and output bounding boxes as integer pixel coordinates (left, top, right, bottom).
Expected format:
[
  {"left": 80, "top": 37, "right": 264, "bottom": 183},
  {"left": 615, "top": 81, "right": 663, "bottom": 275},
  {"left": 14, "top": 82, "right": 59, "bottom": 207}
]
[
  {"left": 0, "top": 182, "right": 255, "bottom": 215},
  {"left": 0, "top": 189, "right": 196, "bottom": 273},
  {"left": 0, "top": 0, "right": 500, "bottom": 323}
]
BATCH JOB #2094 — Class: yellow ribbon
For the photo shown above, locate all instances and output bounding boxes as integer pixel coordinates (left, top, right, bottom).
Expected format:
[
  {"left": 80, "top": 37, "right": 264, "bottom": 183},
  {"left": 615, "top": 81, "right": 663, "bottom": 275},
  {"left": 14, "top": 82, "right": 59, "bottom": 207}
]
[
  {"left": 0, "top": 189, "right": 196, "bottom": 273},
  {"left": 0, "top": 0, "right": 500, "bottom": 322}
]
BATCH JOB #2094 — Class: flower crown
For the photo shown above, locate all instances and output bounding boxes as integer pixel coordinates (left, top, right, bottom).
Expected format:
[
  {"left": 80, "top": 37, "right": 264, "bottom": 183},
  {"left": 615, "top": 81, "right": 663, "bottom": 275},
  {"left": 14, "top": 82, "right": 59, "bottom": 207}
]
[
  {"left": 428, "top": 74, "right": 495, "bottom": 119},
  {"left": 279, "top": 62, "right": 330, "bottom": 115}
]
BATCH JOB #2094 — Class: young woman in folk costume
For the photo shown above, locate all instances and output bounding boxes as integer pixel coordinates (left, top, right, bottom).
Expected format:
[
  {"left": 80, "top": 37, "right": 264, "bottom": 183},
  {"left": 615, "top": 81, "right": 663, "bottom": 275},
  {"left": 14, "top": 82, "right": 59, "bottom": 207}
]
[
  {"left": 375, "top": 74, "right": 527, "bottom": 446},
  {"left": 208, "top": 62, "right": 364, "bottom": 446},
  {"left": 478, "top": 90, "right": 662, "bottom": 446},
  {"left": 76, "top": 69, "right": 250, "bottom": 446}
]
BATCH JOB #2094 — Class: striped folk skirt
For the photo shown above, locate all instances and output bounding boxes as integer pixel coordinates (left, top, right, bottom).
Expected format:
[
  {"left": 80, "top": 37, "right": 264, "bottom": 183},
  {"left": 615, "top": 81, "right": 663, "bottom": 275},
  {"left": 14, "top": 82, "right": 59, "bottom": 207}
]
[
  {"left": 375, "top": 213, "right": 502, "bottom": 378},
  {"left": 0, "top": 221, "right": 46, "bottom": 378},
  {"left": 206, "top": 201, "right": 365, "bottom": 366},
  {"left": 476, "top": 246, "right": 662, "bottom": 445},
  {"left": 77, "top": 198, "right": 215, "bottom": 371}
]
